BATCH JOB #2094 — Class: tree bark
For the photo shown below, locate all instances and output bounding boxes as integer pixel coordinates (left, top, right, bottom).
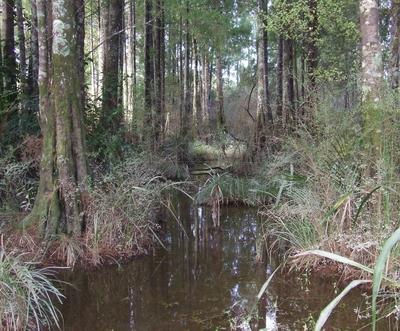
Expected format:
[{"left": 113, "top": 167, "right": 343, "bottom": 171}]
[
  {"left": 26, "top": 0, "right": 88, "bottom": 238},
  {"left": 390, "top": 0, "right": 400, "bottom": 90},
  {"left": 3, "top": 0, "right": 17, "bottom": 96},
  {"left": 305, "top": 0, "right": 318, "bottom": 124},
  {"left": 144, "top": 0, "right": 154, "bottom": 143},
  {"left": 216, "top": 53, "right": 226, "bottom": 134},
  {"left": 359, "top": 0, "right": 383, "bottom": 159},
  {"left": 101, "top": 0, "right": 124, "bottom": 135},
  {"left": 255, "top": 0, "right": 266, "bottom": 153}
]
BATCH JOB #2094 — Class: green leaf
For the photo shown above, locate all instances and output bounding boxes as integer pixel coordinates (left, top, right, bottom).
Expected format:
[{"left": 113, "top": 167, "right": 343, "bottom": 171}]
[
  {"left": 314, "top": 279, "right": 372, "bottom": 331},
  {"left": 371, "top": 227, "right": 400, "bottom": 331}
]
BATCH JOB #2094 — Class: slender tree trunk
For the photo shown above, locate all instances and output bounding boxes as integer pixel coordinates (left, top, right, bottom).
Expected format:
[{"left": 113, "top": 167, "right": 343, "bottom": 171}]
[
  {"left": 182, "top": 5, "right": 191, "bottom": 137},
  {"left": 390, "top": 0, "right": 400, "bottom": 90},
  {"left": 192, "top": 39, "right": 200, "bottom": 133},
  {"left": 305, "top": 0, "right": 318, "bottom": 124},
  {"left": 201, "top": 50, "right": 211, "bottom": 133},
  {"left": 282, "top": 37, "right": 293, "bottom": 129},
  {"left": 255, "top": 0, "right": 266, "bottom": 153},
  {"left": 159, "top": 1, "right": 165, "bottom": 138},
  {"left": 3, "top": 0, "right": 17, "bottom": 97},
  {"left": 1, "top": 0, "right": 18, "bottom": 145},
  {"left": 154, "top": 0, "right": 165, "bottom": 143},
  {"left": 292, "top": 42, "right": 299, "bottom": 124},
  {"left": 216, "top": 53, "right": 226, "bottom": 134},
  {"left": 101, "top": 0, "right": 124, "bottom": 135},
  {"left": 28, "top": 0, "right": 39, "bottom": 102},
  {"left": 262, "top": 1, "right": 273, "bottom": 132},
  {"left": 359, "top": 0, "right": 383, "bottom": 160},
  {"left": 144, "top": 0, "right": 154, "bottom": 142},
  {"left": 16, "top": 0, "right": 32, "bottom": 135},
  {"left": 276, "top": 34, "right": 283, "bottom": 122}
]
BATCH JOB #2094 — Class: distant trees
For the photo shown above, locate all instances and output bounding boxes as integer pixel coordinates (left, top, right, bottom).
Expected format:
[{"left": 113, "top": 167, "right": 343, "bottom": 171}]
[{"left": 1, "top": 0, "right": 398, "bottom": 236}]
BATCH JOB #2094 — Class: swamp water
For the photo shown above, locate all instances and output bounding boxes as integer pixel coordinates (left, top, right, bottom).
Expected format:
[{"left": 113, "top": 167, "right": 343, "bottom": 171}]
[{"left": 59, "top": 194, "right": 377, "bottom": 330}]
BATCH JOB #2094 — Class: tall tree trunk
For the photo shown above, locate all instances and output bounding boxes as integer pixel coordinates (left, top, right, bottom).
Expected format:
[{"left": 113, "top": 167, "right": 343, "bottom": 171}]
[
  {"left": 262, "top": 0, "right": 273, "bottom": 132},
  {"left": 16, "top": 0, "right": 31, "bottom": 135},
  {"left": 390, "top": 0, "right": 400, "bottom": 90},
  {"left": 255, "top": 0, "right": 266, "bottom": 153},
  {"left": 305, "top": 0, "right": 318, "bottom": 124},
  {"left": 26, "top": 0, "right": 88, "bottom": 238},
  {"left": 144, "top": 0, "right": 154, "bottom": 143},
  {"left": 282, "top": 37, "right": 294, "bottom": 129},
  {"left": 359, "top": 0, "right": 383, "bottom": 160},
  {"left": 1, "top": 0, "right": 18, "bottom": 145},
  {"left": 276, "top": 34, "right": 283, "bottom": 124},
  {"left": 3, "top": 0, "right": 17, "bottom": 97},
  {"left": 216, "top": 53, "right": 226, "bottom": 134},
  {"left": 201, "top": 50, "right": 211, "bottom": 133},
  {"left": 182, "top": 5, "right": 191, "bottom": 137},
  {"left": 27, "top": 0, "right": 39, "bottom": 107},
  {"left": 101, "top": 0, "right": 124, "bottom": 135},
  {"left": 154, "top": 0, "right": 165, "bottom": 143},
  {"left": 192, "top": 39, "right": 200, "bottom": 133}
]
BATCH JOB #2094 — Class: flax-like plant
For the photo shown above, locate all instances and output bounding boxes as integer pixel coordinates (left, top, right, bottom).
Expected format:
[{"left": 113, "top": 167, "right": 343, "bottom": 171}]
[
  {"left": 294, "top": 227, "right": 400, "bottom": 331},
  {"left": 195, "top": 172, "right": 273, "bottom": 206},
  {"left": 0, "top": 239, "right": 65, "bottom": 330}
]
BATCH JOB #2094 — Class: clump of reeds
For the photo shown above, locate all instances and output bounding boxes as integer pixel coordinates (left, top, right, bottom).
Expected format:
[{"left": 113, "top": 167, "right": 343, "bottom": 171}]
[
  {"left": 0, "top": 235, "right": 65, "bottom": 330},
  {"left": 84, "top": 153, "right": 169, "bottom": 266}
]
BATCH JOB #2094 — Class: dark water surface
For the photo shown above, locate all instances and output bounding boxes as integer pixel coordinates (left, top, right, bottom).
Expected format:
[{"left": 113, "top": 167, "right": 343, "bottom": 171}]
[{"left": 59, "top": 194, "right": 376, "bottom": 330}]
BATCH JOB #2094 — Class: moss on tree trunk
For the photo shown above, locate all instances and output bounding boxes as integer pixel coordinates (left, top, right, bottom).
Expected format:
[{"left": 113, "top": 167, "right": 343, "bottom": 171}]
[{"left": 24, "top": 0, "right": 88, "bottom": 238}]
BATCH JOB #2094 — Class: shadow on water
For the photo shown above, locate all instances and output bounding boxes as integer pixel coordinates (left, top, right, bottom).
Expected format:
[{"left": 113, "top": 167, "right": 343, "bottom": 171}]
[{"left": 59, "top": 192, "right": 378, "bottom": 330}]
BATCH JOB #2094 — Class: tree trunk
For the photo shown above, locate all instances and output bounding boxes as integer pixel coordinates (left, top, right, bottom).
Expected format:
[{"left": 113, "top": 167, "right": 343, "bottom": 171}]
[
  {"left": 305, "top": 0, "right": 318, "bottom": 124},
  {"left": 359, "top": 0, "right": 383, "bottom": 159},
  {"left": 144, "top": 0, "right": 154, "bottom": 143},
  {"left": 390, "top": 0, "right": 400, "bottom": 90},
  {"left": 1, "top": 0, "right": 18, "bottom": 145},
  {"left": 255, "top": 0, "right": 266, "bottom": 153},
  {"left": 182, "top": 5, "right": 191, "bottom": 138},
  {"left": 276, "top": 34, "right": 283, "bottom": 123},
  {"left": 3, "top": 0, "right": 17, "bottom": 97},
  {"left": 26, "top": 0, "right": 88, "bottom": 238},
  {"left": 216, "top": 53, "right": 226, "bottom": 134},
  {"left": 262, "top": 0, "right": 273, "bottom": 132},
  {"left": 192, "top": 39, "right": 200, "bottom": 133},
  {"left": 282, "top": 37, "right": 294, "bottom": 129},
  {"left": 201, "top": 50, "right": 211, "bottom": 133},
  {"left": 154, "top": 0, "right": 165, "bottom": 143},
  {"left": 16, "top": 0, "right": 31, "bottom": 135},
  {"left": 101, "top": 0, "right": 124, "bottom": 135}
]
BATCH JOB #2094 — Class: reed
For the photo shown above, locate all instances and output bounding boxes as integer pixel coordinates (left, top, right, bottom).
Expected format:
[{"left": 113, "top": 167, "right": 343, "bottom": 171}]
[{"left": 0, "top": 236, "right": 65, "bottom": 330}]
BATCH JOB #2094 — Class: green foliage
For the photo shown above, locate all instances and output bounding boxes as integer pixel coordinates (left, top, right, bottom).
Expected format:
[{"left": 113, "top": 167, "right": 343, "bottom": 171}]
[
  {"left": 195, "top": 172, "right": 274, "bottom": 207},
  {"left": 0, "top": 239, "right": 65, "bottom": 330},
  {"left": 0, "top": 148, "right": 38, "bottom": 212}
]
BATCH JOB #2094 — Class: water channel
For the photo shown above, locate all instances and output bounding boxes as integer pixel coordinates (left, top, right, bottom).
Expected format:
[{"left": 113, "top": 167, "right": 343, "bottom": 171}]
[{"left": 58, "top": 193, "right": 379, "bottom": 330}]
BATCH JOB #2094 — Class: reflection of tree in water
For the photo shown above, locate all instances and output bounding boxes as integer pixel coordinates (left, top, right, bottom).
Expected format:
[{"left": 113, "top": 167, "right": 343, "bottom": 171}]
[{"left": 58, "top": 193, "right": 370, "bottom": 331}]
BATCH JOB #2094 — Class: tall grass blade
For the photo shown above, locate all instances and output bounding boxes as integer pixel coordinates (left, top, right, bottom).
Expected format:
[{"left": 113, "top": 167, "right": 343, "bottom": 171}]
[
  {"left": 371, "top": 227, "right": 400, "bottom": 331},
  {"left": 322, "top": 191, "right": 353, "bottom": 232},
  {"left": 247, "top": 265, "right": 281, "bottom": 320},
  {"left": 149, "top": 227, "right": 167, "bottom": 251},
  {"left": 314, "top": 279, "right": 372, "bottom": 331},
  {"left": 293, "top": 250, "right": 375, "bottom": 275}
]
